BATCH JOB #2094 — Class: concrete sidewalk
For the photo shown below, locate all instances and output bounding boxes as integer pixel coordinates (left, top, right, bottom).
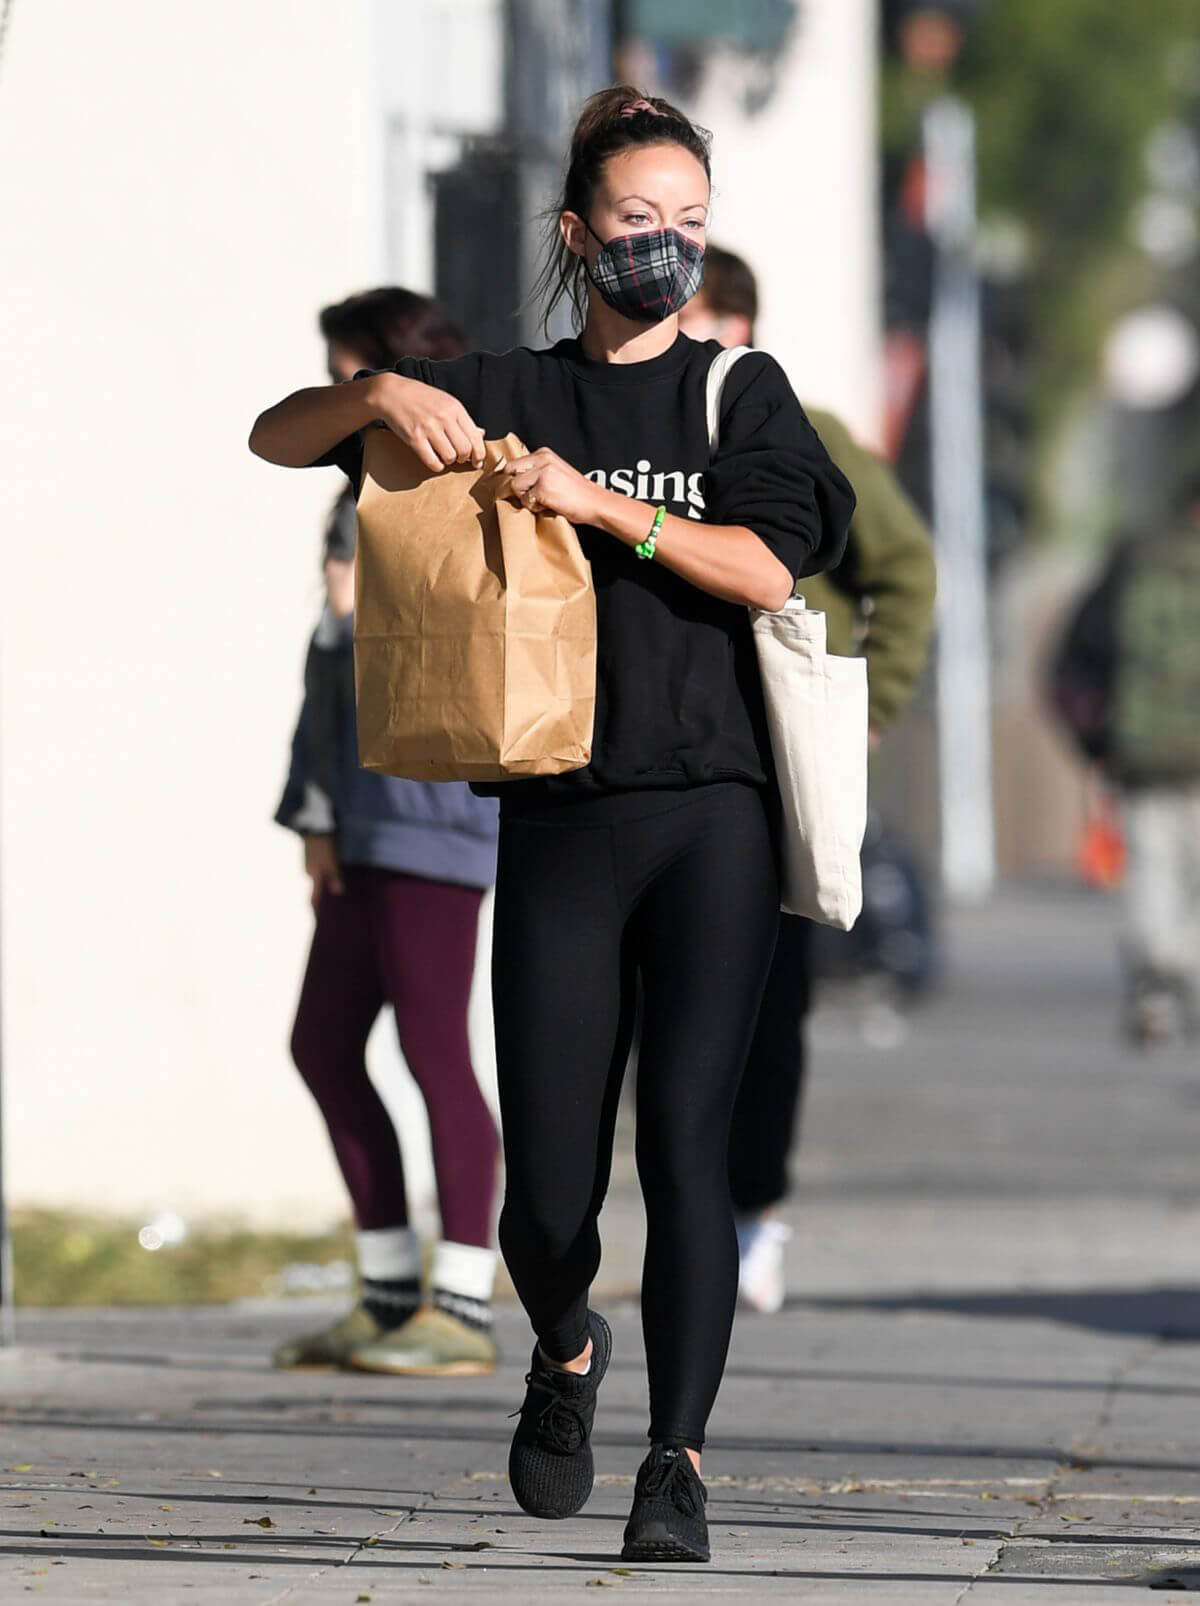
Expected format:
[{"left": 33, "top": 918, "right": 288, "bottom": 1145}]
[{"left": 4, "top": 885, "right": 1200, "bottom": 1602}]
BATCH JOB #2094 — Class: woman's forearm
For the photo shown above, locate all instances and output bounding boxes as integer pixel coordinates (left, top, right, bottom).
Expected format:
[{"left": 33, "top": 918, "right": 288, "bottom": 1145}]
[
  {"left": 590, "top": 488, "right": 793, "bottom": 613},
  {"left": 249, "top": 376, "right": 384, "bottom": 468},
  {"left": 250, "top": 371, "right": 486, "bottom": 475}
]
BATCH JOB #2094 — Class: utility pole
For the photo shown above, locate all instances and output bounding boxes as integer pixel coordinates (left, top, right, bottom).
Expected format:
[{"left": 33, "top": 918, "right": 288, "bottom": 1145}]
[
  {"left": 504, "top": 0, "right": 612, "bottom": 343},
  {"left": 0, "top": 795, "right": 10, "bottom": 1346},
  {"left": 0, "top": 0, "right": 15, "bottom": 1350},
  {"left": 924, "top": 95, "right": 996, "bottom": 903}
]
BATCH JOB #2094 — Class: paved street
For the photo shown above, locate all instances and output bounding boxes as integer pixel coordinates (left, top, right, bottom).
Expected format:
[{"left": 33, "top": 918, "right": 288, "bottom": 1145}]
[{"left": 4, "top": 884, "right": 1200, "bottom": 1602}]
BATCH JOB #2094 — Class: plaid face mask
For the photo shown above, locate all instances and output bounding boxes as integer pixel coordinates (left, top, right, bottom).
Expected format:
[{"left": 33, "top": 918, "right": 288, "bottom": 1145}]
[{"left": 585, "top": 223, "right": 706, "bottom": 323}]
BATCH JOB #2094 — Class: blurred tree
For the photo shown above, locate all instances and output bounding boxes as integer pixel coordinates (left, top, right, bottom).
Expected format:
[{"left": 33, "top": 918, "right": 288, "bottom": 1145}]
[{"left": 950, "top": 0, "right": 1199, "bottom": 402}]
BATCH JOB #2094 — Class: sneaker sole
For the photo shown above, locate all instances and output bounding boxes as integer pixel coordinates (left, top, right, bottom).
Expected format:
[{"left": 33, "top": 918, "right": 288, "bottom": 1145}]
[
  {"left": 272, "top": 1359, "right": 350, "bottom": 1372},
  {"left": 622, "top": 1530, "right": 710, "bottom": 1564},
  {"left": 347, "top": 1357, "right": 497, "bottom": 1377},
  {"left": 737, "top": 1290, "right": 785, "bottom": 1315}
]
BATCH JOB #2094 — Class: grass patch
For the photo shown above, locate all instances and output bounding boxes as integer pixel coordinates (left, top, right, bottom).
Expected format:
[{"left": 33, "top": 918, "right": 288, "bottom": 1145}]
[{"left": 10, "top": 1209, "right": 356, "bottom": 1307}]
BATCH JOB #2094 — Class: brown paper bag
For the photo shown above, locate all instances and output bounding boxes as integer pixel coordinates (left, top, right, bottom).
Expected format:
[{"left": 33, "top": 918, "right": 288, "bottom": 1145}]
[{"left": 354, "top": 430, "right": 597, "bottom": 781}]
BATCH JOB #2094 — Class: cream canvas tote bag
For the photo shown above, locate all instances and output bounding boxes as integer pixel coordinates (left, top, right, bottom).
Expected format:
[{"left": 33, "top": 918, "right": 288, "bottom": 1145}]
[{"left": 706, "top": 346, "right": 868, "bottom": 929}]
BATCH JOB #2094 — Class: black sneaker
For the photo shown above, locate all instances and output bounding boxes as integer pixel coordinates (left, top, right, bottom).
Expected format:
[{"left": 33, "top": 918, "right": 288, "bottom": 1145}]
[
  {"left": 621, "top": 1444, "right": 710, "bottom": 1563},
  {"left": 508, "top": 1309, "right": 612, "bottom": 1519}
]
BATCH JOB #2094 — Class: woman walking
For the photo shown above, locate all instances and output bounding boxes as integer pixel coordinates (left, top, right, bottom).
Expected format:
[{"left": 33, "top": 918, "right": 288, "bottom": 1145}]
[
  {"left": 274, "top": 289, "right": 502, "bottom": 1378},
  {"left": 252, "top": 88, "right": 853, "bottom": 1562}
]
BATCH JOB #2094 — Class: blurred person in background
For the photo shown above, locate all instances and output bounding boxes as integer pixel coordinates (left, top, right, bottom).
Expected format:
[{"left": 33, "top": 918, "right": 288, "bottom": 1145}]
[
  {"left": 251, "top": 87, "right": 854, "bottom": 1563},
  {"left": 1049, "top": 485, "right": 1200, "bottom": 1049},
  {"left": 274, "top": 288, "right": 502, "bottom": 1377},
  {"left": 679, "top": 247, "right": 937, "bottom": 1313}
]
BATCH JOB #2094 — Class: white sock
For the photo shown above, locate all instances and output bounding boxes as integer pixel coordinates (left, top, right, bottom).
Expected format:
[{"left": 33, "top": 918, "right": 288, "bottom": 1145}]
[
  {"left": 355, "top": 1225, "right": 421, "bottom": 1284},
  {"left": 432, "top": 1241, "right": 496, "bottom": 1329}
]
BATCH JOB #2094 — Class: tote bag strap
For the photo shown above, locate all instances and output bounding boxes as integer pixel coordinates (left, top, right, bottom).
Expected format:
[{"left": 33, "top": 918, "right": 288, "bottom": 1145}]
[
  {"left": 706, "top": 343, "right": 807, "bottom": 609},
  {"left": 705, "top": 344, "right": 754, "bottom": 453}
]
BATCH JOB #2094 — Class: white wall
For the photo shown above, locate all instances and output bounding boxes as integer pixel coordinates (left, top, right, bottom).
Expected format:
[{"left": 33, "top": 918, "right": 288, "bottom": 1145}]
[
  {"left": 0, "top": 0, "right": 413, "bottom": 1227},
  {"left": 0, "top": 0, "right": 875, "bottom": 1232},
  {"left": 690, "top": 0, "right": 883, "bottom": 445}
]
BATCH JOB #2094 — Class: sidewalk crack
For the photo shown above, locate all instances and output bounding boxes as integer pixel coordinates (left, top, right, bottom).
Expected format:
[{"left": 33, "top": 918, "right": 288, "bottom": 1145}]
[
  {"left": 954, "top": 1533, "right": 1014, "bottom": 1603},
  {"left": 340, "top": 1506, "right": 416, "bottom": 1567},
  {"left": 956, "top": 1331, "right": 1166, "bottom": 1597}
]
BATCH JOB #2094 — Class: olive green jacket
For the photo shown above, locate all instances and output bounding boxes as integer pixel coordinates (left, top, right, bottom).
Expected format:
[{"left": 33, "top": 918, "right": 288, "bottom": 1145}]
[{"left": 803, "top": 408, "right": 937, "bottom": 732}]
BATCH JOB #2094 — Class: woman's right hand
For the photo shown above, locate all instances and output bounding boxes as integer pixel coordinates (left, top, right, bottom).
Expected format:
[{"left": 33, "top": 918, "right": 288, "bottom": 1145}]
[
  {"left": 304, "top": 834, "right": 344, "bottom": 912},
  {"left": 367, "top": 373, "right": 486, "bottom": 475}
]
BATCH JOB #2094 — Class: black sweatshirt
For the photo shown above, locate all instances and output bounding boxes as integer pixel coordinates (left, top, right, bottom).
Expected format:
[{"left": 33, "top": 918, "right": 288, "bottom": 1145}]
[{"left": 321, "top": 332, "right": 855, "bottom": 800}]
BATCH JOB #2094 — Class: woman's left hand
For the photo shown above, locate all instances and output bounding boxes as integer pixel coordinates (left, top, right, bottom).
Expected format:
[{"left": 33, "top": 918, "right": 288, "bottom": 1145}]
[{"left": 503, "top": 447, "right": 602, "bottom": 526}]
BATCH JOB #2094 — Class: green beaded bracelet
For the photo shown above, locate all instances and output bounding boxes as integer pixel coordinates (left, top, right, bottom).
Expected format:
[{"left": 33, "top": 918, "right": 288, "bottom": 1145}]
[{"left": 635, "top": 504, "right": 666, "bottom": 561}]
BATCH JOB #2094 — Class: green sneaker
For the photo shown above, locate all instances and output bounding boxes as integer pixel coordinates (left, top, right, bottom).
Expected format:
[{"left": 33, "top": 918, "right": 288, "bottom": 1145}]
[
  {"left": 272, "top": 1304, "right": 383, "bottom": 1370},
  {"left": 349, "top": 1306, "right": 499, "bottom": 1376}
]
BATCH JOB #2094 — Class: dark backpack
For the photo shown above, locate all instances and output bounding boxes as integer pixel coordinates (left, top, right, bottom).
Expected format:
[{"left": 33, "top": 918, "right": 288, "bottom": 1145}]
[{"left": 1046, "top": 550, "right": 1125, "bottom": 767}]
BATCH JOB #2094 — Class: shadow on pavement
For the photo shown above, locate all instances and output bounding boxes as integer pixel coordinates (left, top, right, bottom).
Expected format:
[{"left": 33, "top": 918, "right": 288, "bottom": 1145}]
[
  {"left": 1143, "top": 1565, "right": 1200, "bottom": 1590},
  {"left": 788, "top": 1284, "right": 1200, "bottom": 1338},
  {"left": 8, "top": 1405, "right": 1200, "bottom": 1479}
]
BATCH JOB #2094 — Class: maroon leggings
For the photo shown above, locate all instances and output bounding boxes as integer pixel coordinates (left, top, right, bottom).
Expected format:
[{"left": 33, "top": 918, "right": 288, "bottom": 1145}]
[{"left": 290, "top": 867, "right": 498, "bottom": 1246}]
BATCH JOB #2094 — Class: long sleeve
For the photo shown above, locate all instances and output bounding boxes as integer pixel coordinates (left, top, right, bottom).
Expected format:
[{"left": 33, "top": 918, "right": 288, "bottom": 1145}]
[
  {"left": 274, "top": 689, "right": 336, "bottom": 837},
  {"left": 704, "top": 353, "right": 856, "bottom": 582},
  {"left": 812, "top": 410, "right": 937, "bottom": 730}
]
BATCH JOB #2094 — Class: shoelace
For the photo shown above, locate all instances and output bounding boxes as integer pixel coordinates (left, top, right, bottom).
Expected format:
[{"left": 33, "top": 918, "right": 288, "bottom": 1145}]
[
  {"left": 640, "top": 1452, "right": 703, "bottom": 1516},
  {"left": 510, "top": 1371, "right": 589, "bottom": 1454}
]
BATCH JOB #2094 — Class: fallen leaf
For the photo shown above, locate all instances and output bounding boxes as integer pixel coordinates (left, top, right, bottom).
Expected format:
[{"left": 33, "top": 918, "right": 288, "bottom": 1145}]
[
  {"left": 222, "top": 1543, "right": 237, "bottom": 1550},
  {"left": 243, "top": 1516, "right": 275, "bottom": 1529},
  {"left": 357, "top": 1596, "right": 372, "bottom": 1603},
  {"left": 145, "top": 1538, "right": 170, "bottom": 1548},
  {"left": 159, "top": 1505, "right": 173, "bottom": 1512},
  {"left": 363, "top": 1534, "right": 380, "bottom": 1547},
  {"left": 1060, "top": 1514, "right": 1092, "bottom": 1523},
  {"left": 441, "top": 1559, "right": 464, "bottom": 1569},
  {"left": 611, "top": 1566, "right": 633, "bottom": 1575},
  {"left": 12, "top": 1465, "right": 32, "bottom": 1474},
  {"left": 307, "top": 1488, "right": 317, "bottom": 1496}
]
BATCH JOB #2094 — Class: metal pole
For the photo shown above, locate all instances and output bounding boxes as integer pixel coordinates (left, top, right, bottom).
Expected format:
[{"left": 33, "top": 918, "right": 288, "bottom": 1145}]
[
  {"left": 0, "top": 707, "right": 12, "bottom": 1346},
  {"left": 0, "top": 0, "right": 15, "bottom": 1348},
  {"left": 924, "top": 95, "right": 996, "bottom": 903},
  {"left": 505, "top": 0, "right": 613, "bottom": 344}
]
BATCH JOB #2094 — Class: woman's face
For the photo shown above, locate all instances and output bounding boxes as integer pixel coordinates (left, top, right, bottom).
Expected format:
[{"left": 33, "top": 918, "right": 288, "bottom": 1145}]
[{"left": 563, "top": 142, "right": 709, "bottom": 267}]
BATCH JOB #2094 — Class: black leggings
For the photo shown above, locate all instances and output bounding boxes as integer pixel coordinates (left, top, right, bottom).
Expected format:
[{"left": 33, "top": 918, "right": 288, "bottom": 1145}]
[
  {"left": 493, "top": 783, "right": 779, "bottom": 1450},
  {"left": 728, "top": 913, "right": 814, "bottom": 1214}
]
